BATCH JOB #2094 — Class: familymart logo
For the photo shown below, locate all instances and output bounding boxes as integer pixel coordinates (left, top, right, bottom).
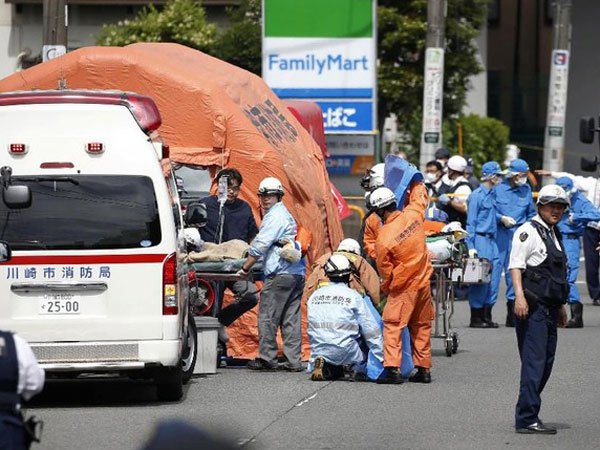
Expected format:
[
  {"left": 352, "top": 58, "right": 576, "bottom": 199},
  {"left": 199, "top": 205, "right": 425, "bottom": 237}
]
[{"left": 268, "top": 53, "right": 369, "bottom": 74}]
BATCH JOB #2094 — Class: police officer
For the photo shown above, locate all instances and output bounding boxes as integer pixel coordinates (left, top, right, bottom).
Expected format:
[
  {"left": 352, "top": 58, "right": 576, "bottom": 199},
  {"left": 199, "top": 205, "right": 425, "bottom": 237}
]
[
  {"left": 465, "top": 161, "right": 503, "bottom": 328},
  {"left": 436, "top": 155, "right": 472, "bottom": 228},
  {"left": 555, "top": 176, "right": 600, "bottom": 328},
  {"left": 0, "top": 330, "right": 45, "bottom": 449},
  {"left": 494, "top": 158, "right": 536, "bottom": 326},
  {"left": 509, "top": 185, "right": 569, "bottom": 434}
]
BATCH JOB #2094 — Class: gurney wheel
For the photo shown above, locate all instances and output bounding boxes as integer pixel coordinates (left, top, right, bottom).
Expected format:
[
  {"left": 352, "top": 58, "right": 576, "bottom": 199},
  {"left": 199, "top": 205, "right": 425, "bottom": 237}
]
[
  {"left": 445, "top": 339, "right": 453, "bottom": 357},
  {"left": 451, "top": 332, "right": 459, "bottom": 354}
]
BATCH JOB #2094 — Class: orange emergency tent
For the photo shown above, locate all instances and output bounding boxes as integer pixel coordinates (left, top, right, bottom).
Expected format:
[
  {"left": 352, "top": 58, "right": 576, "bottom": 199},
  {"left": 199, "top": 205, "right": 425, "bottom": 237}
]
[{"left": 0, "top": 43, "right": 344, "bottom": 359}]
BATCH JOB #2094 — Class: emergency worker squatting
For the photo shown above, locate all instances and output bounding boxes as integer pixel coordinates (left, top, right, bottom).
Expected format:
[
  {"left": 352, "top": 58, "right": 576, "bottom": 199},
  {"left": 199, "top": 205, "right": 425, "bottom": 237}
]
[{"left": 268, "top": 54, "right": 369, "bottom": 74}]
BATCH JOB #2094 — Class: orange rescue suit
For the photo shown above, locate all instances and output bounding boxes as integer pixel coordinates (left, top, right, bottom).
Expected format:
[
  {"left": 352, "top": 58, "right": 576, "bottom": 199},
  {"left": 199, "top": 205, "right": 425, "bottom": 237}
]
[
  {"left": 363, "top": 213, "right": 382, "bottom": 261},
  {"left": 305, "top": 251, "right": 381, "bottom": 305},
  {"left": 376, "top": 183, "right": 434, "bottom": 369}
]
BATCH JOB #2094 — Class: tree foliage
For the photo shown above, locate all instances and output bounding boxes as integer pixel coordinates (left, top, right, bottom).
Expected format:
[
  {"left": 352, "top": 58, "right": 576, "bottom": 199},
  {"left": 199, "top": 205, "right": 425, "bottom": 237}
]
[
  {"left": 214, "top": 0, "right": 262, "bottom": 75},
  {"left": 378, "top": 0, "right": 490, "bottom": 145},
  {"left": 95, "top": 0, "right": 217, "bottom": 52}
]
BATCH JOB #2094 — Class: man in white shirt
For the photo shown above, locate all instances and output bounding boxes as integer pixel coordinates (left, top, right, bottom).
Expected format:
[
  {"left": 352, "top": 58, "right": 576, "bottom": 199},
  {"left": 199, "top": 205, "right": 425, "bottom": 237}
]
[
  {"left": 536, "top": 168, "right": 600, "bottom": 305},
  {"left": 509, "top": 185, "right": 569, "bottom": 435},
  {"left": 0, "top": 330, "right": 45, "bottom": 449}
]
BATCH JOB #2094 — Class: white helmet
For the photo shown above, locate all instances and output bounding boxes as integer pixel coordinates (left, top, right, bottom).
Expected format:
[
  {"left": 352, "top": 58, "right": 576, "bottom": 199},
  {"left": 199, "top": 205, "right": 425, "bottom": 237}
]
[
  {"left": 184, "top": 228, "right": 202, "bottom": 251},
  {"left": 368, "top": 187, "right": 396, "bottom": 210},
  {"left": 447, "top": 155, "right": 467, "bottom": 173},
  {"left": 337, "top": 238, "right": 361, "bottom": 255},
  {"left": 361, "top": 163, "right": 385, "bottom": 190},
  {"left": 537, "top": 184, "right": 570, "bottom": 207},
  {"left": 324, "top": 253, "right": 353, "bottom": 278},
  {"left": 258, "top": 177, "right": 284, "bottom": 196}
]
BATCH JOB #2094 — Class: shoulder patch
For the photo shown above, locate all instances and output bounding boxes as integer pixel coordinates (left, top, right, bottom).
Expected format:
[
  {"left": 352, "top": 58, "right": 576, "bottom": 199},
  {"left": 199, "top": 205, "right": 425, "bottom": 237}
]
[{"left": 519, "top": 232, "right": 528, "bottom": 242}]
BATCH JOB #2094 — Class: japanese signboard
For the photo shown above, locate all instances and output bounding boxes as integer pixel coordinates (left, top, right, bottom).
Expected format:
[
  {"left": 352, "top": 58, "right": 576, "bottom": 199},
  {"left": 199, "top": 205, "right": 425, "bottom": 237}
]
[
  {"left": 263, "top": 0, "right": 376, "bottom": 134},
  {"left": 543, "top": 49, "right": 570, "bottom": 170}
]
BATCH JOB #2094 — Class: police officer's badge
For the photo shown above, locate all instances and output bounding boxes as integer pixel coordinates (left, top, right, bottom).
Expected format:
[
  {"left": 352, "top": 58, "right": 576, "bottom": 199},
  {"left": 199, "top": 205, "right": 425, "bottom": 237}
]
[{"left": 519, "top": 232, "right": 528, "bottom": 242}]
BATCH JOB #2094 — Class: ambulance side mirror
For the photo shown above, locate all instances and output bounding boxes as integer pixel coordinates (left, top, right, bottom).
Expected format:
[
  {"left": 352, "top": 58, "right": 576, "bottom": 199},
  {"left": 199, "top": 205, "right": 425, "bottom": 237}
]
[{"left": 0, "top": 240, "right": 12, "bottom": 262}]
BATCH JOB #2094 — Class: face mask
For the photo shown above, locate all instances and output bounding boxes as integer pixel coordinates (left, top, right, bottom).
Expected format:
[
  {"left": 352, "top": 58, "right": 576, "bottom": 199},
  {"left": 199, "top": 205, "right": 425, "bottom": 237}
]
[
  {"left": 425, "top": 172, "right": 439, "bottom": 183},
  {"left": 514, "top": 177, "right": 527, "bottom": 186}
]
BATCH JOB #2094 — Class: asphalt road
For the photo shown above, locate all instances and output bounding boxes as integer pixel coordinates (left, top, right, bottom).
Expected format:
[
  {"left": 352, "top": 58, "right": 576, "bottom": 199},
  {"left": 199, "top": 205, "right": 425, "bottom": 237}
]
[{"left": 29, "top": 276, "right": 600, "bottom": 450}]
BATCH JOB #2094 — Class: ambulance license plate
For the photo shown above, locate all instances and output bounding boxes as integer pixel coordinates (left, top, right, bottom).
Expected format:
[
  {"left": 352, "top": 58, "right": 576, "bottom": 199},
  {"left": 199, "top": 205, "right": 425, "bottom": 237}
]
[{"left": 39, "top": 294, "right": 81, "bottom": 315}]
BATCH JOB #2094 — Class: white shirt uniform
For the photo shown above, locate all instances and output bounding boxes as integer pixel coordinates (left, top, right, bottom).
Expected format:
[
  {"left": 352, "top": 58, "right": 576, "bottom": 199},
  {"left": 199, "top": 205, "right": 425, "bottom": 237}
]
[
  {"left": 12, "top": 334, "right": 45, "bottom": 401},
  {"left": 551, "top": 171, "right": 600, "bottom": 229},
  {"left": 509, "top": 215, "right": 562, "bottom": 270}
]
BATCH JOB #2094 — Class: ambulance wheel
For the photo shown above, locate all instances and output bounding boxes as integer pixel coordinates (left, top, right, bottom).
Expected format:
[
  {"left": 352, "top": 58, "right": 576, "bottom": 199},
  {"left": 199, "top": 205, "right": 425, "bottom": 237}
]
[
  {"left": 451, "top": 333, "right": 459, "bottom": 354},
  {"left": 181, "top": 313, "right": 198, "bottom": 385},
  {"left": 445, "top": 339, "right": 453, "bottom": 357},
  {"left": 156, "top": 363, "right": 183, "bottom": 402}
]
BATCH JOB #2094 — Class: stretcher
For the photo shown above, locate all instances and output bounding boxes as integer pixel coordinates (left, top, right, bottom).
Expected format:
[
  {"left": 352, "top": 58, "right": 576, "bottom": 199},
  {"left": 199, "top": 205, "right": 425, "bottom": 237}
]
[
  {"left": 427, "top": 234, "right": 492, "bottom": 356},
  {"left": 186, "top": 259, "right": 263, "bottom": 316},
  {"left": 427, "top": 233, "right": 466, "bottom": 357}
]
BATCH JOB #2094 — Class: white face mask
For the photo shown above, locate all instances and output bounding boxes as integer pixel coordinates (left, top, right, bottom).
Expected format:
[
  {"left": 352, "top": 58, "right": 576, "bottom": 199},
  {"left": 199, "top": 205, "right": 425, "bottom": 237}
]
[
  {"left": 514, "top": 176, "right": 528, "bottom": 186},
  {"left": 425, "top": 172, "right": 439, "bottom": 183}
]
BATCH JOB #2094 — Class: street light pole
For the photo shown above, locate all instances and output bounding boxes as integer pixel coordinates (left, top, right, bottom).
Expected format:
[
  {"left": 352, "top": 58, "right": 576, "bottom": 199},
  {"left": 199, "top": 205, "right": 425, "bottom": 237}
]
[
  {"left": 419, "top": 0, "right": 446, "bottom": 171},
  {"left": 42, "top": 0, "right": 68, "bottom": 62},
  {"left": 543, "top": 0, "right": 572, "bottom": 174}
]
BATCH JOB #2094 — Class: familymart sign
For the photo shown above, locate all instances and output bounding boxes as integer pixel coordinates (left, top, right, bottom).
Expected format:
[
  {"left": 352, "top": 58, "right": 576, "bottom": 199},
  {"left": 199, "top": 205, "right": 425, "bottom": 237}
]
[{"left": 263, "top": 0, "right": 376, "bottom": 110}]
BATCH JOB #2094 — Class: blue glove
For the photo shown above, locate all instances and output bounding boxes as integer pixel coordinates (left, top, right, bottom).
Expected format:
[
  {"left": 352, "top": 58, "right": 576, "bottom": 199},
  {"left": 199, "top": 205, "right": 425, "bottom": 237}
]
[{"left": 438, "top": 194, "right": 450, "bottom": 205}]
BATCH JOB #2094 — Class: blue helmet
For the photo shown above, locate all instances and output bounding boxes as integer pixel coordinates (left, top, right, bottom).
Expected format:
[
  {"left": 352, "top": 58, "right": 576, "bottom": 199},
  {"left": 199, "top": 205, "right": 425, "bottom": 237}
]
[
  {"left": 505, "top": 158, "right": 529, "bottom": 176},
  {"left": 481, "top": 161, "right": 502, "bottom": 180},
  {"left": 556, "top": 176, "right": 575, "bottom": 195}
]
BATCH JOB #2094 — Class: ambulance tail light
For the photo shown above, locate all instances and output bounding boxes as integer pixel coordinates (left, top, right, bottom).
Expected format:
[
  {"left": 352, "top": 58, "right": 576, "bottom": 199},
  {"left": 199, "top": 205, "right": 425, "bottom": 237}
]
[
  {"left": 86, "top": 142, "right": 104, "bottom": 154},
  {"left": 163, "top": 253, "right": 178, "bottom": 315},
  {"left": 9, "top": 144, "right": 27, "bottom": 154},
  {"left": 0, "top": 91, "right": 162, "bottom": 134}
]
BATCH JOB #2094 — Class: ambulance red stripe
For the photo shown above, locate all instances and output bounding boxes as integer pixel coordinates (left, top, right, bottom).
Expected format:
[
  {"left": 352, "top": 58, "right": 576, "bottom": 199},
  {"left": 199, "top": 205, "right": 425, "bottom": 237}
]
[{"left": 0, "top": 254, "right": 168, "bottom": 265}]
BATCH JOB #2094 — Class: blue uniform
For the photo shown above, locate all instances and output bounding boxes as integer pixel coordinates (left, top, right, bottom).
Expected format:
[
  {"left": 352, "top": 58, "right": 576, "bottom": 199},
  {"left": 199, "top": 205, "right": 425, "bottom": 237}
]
[
  {"left": 466, "top": 184, "right": 501, "bottom": 308},
  {"left": 493, "top": 180, "right": 536, "bottom": 302},
  {"left": 557, "top": 192, "right": 600, "bottom": 304}
]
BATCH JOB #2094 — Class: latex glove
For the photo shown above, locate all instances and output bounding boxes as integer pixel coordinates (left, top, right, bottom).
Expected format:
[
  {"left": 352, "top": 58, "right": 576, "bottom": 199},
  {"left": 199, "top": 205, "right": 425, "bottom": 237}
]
[
  {"left": 468, "top": 249, "right": 478, "bottom": 258},
  {"left": 500, "top": 216, "right": 517, "bottom": 228},
  {"left": 438, "top": 194, "right": 450, "bottom": 205},
  {"left": 568, "top": 213, "right": 575, "bottom": 225},
  {"left": 279, "top": 241, "right": 302, "bottom": 264}
]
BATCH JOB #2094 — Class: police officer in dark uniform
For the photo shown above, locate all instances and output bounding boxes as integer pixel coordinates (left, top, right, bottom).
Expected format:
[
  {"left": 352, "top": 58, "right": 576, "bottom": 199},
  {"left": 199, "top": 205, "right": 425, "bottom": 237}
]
[
  {"left": 509, "top": 184, "right": 570, "bottom": 434},
  {"left": 0, "top": 330, "right": 45, "bottom": 449}
]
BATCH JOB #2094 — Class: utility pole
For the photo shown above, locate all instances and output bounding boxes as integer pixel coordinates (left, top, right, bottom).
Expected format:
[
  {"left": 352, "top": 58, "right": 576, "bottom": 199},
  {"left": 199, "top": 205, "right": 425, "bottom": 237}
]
[
  {"left": 543, "top": 0, "right": 571, "bottom": 174},
  {"left": 42, "top": 0, "right": 68, "bottom": 62},
  {"left": 419, "top": 0, "right": 446, "bottom": 171}
]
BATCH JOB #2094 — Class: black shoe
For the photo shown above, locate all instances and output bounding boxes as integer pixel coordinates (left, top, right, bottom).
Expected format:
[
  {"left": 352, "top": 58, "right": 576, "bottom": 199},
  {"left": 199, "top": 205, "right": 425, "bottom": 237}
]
[
  {"left": 565, "top": 303, "right": 584, "bottom": 328},
  {"left": 408, "top": 367, "right": 431, "bottom": 383},
  {"left": 349, "top": 370, "right": 368, "bottom": 382},
  {"left": 376, "top": 367, "right": 403, "bottom": 384},
  {"left": 515, "top": 422, "right": 557, "bottom": 434},
  {"left": 279, "top": 362, "right": 304, "bottom": 372},
  {"left": 506, "top": 301, "right": 516, "bottom": 327},
  {"left": 470, "top": 308, "right": 492, "bottom": 328},
  {"left": 593, "top": 298, "right": 600, "bottom": 306},
  {"left": 483, "top": 305, "right": 499, "bottom": 328},
  {"left": 247, "top": 358, "right": 277, "bottom": 371}
]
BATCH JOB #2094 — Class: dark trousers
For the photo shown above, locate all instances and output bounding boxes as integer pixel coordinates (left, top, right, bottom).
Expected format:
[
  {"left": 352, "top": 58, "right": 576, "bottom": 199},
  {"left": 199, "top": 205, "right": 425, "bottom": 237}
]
[
  {"left": 258, "top": 274, "right": 304, "bottom": 367},
  {"left": 0, "top": 412, "right": 26, "bottom": 450},
  {"left": 515, "top": 303, "right": 559, "bottom": 428},
  {"left": 583, "top": 227, "right": 600, "bottom": 300},
  {"left": 217, "top": 280, "right": 258, "bottom": 327}
]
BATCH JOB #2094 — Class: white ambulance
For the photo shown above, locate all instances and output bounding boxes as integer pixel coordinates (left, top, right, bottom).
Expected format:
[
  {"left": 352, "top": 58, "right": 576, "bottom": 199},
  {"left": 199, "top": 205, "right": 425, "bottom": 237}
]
[{"left": 0, "top": 90, "right": 197, "bottom": 401}]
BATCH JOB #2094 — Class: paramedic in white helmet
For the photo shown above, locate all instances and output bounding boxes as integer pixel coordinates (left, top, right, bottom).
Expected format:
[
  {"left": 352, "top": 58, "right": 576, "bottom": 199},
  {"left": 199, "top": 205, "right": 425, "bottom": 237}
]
[
  {"left": 238, "top": 177, "right": 306, "bottom": 372},
  {"left": 304, "top": 238, "right": 381, "bottom": 305},
  {"left": 359, "top": 163, "right": 386, "bottom": 261},
  {"left": 307, "top": 254, "right": 384, "bottom": 382},
  {"left": 436, "top": 155, "right": 472, "bottom": 227},
  {"left": 509, "top": 184, "right": 569, "bottom": 435}
]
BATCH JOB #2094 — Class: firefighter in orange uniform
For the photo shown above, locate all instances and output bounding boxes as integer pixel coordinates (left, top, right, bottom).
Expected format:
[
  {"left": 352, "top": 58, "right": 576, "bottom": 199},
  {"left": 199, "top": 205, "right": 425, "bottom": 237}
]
[{"left": 372, "top": 183, "right": 434, "bottom": 384}]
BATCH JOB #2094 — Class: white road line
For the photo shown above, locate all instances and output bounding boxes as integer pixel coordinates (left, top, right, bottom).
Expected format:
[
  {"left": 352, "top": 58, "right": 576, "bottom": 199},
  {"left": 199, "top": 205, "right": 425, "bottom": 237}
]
[{"left": 295, "top": 392, "right": 318, "bottom": 407}]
